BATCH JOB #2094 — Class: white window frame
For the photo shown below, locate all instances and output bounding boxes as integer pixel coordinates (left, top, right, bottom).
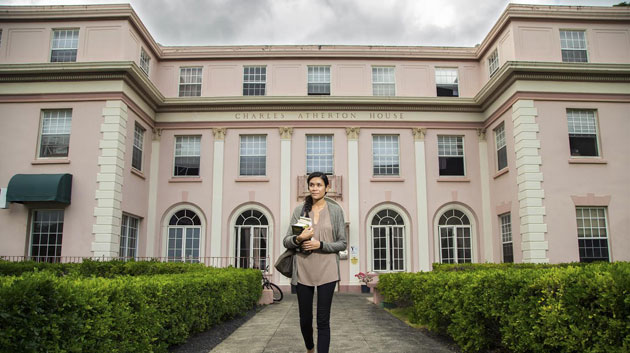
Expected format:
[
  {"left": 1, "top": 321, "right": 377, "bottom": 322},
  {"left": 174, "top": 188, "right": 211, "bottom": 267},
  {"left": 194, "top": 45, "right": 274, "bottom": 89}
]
[
  {"left": 567, "top": 109, "right": 600, "bottom": 157},
  {"left": 234, "top": 209, "right": 269, "bottom": 270},
  {"left": 307, "top": 65, "right": 331, "bottom": 95},
  {"left": 173, "top": 135, "right": 201, "bottom": 177},
  {"left": 495, "top": 122, "right": 507, "bottom": 171},
  {"left": 433, "top": 205, "right": 477, "bottom": 264},
  {"left": 178, "top": 67, "right": 203, "bottom": 97},
  {"left": 372, "top": 135, "right": 400, "bottom": 177},
  {"left": 306, "top": 134, "right": 334, "bottom": 175},
  {"left": 139, "top": 48, "right": 150, "bottom": 75},
  {"left": 38, "top": 109, "right": 72, "bottom": 159},
  {"left": 372, "top": 66, "right": 396, "bottom": 96},
  {"left": 243, "top": 66, "right": 267, "bottom": 96},
  {"left": 239, "top": 135, "right": 267, "bottom": 176},
  {"left": 576, "top": 207, "right": 610, "bottom": 263},
  {"left": 366, "top": 204, "right": 411, "bottom": 273},
  {"left": 437, "top": 135, "right": 466, "bottom": 176},
  {"left": 165, "top": 208, "right": 203, "bottom": 263},
  {"left": 120, "top": 214, "right": 139, "bottom": 260},
  {"left": 488, "top": 49, "right": 499, "bottom": 77},
  {"left": 50, "top": 28, "right": 79, "bottom": 62},
  {"left": 435, "top": 67, "right": 459, "bottom": 97},
  {"left": 29, "top": 209, "right": 64, "bottom": 263},
  {"left": 560, "top": 30, "right": 588, "bottom": 63},
  {"left": 132, "top": 123, "right": 145, "bottom": 171},
  {"left": 500, "top": 213, "right": 513, "bottom": 263}
]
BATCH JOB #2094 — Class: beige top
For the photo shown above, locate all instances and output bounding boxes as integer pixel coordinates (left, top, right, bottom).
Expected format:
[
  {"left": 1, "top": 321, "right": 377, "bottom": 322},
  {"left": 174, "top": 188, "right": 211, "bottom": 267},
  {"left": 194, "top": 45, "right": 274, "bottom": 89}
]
[{"left": 296, "top": 204, "right": 339, "bottom": 286}]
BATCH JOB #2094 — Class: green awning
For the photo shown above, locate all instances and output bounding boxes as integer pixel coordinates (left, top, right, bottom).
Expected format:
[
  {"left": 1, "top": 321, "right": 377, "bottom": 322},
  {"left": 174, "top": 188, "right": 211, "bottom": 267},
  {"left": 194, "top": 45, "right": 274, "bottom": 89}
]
[{"left": 6, "top": 173, "right": 72, "bottom": 204}]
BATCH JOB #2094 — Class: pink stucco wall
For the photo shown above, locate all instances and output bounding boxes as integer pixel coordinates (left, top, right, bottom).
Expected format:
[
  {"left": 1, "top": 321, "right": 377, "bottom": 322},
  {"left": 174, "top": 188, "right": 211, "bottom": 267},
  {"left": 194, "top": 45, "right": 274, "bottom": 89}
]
[
  {"left": 535, "top": 100, "right": 630, "bottom": 263},
  {"left": 153, "top": 128, "right": 214, "bottom": 258},
  {"left": 0, "top": 101, "right": 104, "bottom": 256},
  {"left": 513, "top": 20, "right": 630, "bottom": 64},
  {"left": 424, "top": 129, "right": 486, "bottom": 264},
  {"left": 486, "top": 110, "right": 521, "bottom": 263},
  {"left": 119, "top": 109, "right": 153, "bottom": 257}
]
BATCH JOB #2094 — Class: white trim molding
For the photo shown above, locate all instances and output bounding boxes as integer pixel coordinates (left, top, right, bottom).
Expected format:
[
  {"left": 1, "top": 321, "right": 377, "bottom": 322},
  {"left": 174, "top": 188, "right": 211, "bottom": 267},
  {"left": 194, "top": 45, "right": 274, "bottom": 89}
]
[
  {"left": 512, "top": 99, "right": 548, "bottom": 263},
  {"left": 92, "top": 100, "right": 127, "bottom": 258}
]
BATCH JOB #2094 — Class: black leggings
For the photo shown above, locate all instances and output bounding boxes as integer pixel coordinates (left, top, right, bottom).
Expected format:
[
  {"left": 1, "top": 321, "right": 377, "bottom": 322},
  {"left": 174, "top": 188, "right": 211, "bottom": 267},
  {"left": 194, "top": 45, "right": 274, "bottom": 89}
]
[{"left": 296, "top": 281, "right": 336, "bottom": 353}]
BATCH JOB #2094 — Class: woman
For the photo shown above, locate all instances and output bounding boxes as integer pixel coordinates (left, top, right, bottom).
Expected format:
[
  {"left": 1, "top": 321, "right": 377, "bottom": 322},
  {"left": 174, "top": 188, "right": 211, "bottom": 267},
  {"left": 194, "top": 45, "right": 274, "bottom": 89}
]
[{"left": 283, "top": 172, "right": 347, "bottom": 353}]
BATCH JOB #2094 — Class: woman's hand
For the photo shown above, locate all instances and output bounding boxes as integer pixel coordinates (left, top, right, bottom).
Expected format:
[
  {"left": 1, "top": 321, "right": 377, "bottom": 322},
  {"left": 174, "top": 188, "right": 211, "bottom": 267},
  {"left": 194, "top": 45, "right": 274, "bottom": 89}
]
[
  {"left": 297, "top": 227, "right": 314, "bottom": 243},
  {"left": 302, "top": 239, "right": 321, "bottom": 251}
]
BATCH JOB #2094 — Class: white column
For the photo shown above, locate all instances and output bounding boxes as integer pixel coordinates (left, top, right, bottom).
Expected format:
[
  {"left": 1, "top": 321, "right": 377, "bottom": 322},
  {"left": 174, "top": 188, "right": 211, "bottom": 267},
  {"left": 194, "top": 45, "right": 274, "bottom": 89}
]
[
  {"left": 477, "top": 129, "right": 495, "bottom": 262},
  {"left": 413, "top": 128, "right": 431, "bottom": 271},
  {"left": 145, "top": 129, "right": 161, "bottom": 257},
  {"left": 210, "top": 128, "right": 226, "bottom": 258},
  {"left": 346, "top": 127, "right": 360, "bottom": 282},
  {"left": 279, "top": 127, "right": 293, "bottom": 284},
  {"left": 92, "top": 100, "right": 127, "bottom": 258},
  {"left": 512, "top": 100, "right": 548, "bottom": 263}
]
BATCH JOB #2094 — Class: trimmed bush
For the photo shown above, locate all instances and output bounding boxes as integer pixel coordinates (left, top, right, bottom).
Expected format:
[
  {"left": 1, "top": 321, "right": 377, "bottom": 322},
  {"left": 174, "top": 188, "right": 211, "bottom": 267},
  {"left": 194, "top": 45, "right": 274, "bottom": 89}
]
[
  {"left": 0, "top": 259, "right": 208, "bottom": 277},
  {"left": 377, "top": 262, "right": 630, "bottom": 353},
  {"left": 0, "top": 266, "right": 261, "bottom": 353}
]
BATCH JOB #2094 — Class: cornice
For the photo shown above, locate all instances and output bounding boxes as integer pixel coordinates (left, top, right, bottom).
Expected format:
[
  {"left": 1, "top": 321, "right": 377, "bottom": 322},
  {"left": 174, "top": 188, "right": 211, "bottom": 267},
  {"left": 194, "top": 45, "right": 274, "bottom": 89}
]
[
  {"left": 1, "top": 4, "right": 628, "bottom": 60},
  {"left": 0, "top": 62, "right": 628, "bottom": 116}
]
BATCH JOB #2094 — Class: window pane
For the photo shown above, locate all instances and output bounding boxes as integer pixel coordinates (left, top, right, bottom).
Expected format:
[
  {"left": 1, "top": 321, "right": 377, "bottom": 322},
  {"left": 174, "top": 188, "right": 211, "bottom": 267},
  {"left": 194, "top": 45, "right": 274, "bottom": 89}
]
[
  {"left": 576, "top": 207, "right": 609, "bottom": 263},
  {"left": 243, "top": 66, "right": 266, "bottom": 96},
  {"left": 31, "top": 210, "right": 64, "bottom": 263},
  {"left": 488, "top": 49, "right": 499, "bottom": 76},
  {"left": 179, "top": 67, "right": 202, "bottom": 97},
  {"left": 51, "top": 29, "right": 79, "bottom": 62},
  {"left": 306, "top": 135, "right": 334, "bottom": 174},
  {"left": 174, "top": 136, "right": 201, "bottom": 176},
  {"left": 239, "top": 135, "right": 267, "bottom": 176},
  {"left": 567, "top": 110, "right": 598, "bottom": 157},
  {"left": 40, "top": 109, "right": 72, "bottom": 158},
  {"left": 560, "top": 30, "right": 588, "bottom": 63},
  {"left": 140, "top": 48, "right": 150, "bottom": 74},
  {"left": 372, "top": 135, "right": 400, "bottom": 176},
  {"left": 438, "top": 136, "right": 464, "bottom": 176},
  {"left": 435, "top": 68, "right": 459, "bottom": 97},
  {"left": 372, "top": 67, "right": 395, "bottom": 96},
  {"left": 308, "top": 66, "right": 331, "bottom": 95}
]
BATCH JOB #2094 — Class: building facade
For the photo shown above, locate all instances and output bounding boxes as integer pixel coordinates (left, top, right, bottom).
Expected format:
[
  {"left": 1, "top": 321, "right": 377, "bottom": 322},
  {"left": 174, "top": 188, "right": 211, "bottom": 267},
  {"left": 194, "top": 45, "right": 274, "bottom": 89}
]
[{"left": 0, "top": 4, "right": 628, "bottom": 291}]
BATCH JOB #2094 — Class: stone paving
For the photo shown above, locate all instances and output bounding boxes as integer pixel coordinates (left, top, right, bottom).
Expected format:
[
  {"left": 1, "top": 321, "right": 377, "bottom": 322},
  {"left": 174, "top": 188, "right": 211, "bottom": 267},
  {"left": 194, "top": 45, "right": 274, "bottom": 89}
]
[{"left": 211, "top": 293, "right": 456, "bottom": 353}]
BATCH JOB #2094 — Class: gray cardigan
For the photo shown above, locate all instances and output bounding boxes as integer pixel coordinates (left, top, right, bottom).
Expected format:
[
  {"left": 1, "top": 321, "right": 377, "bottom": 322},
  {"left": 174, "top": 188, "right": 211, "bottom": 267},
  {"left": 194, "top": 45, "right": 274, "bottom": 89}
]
[{"left": 282, "top": 198, "right": 347, "bottom": 286}]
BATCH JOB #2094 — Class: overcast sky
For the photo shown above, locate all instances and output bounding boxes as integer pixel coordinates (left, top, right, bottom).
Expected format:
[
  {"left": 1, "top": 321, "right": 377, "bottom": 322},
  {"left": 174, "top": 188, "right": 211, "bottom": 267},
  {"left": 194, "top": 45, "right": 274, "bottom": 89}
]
[{"left": 0, "top": 0, "right": 621, "bottom": 46}]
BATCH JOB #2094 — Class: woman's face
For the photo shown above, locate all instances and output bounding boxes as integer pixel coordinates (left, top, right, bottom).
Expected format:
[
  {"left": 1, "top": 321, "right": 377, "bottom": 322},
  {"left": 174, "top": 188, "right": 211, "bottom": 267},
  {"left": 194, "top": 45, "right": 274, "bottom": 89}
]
[{"left": 308, "top": 177, "right": 327, "bottom": 201}]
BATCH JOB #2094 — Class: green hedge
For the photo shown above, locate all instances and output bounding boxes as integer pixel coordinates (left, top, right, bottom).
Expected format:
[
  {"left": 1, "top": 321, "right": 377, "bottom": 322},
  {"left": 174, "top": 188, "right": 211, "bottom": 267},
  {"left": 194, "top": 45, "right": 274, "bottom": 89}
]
[
  {"left": 377, "top": 262, "right": 630, "bottom": 353},
  {"left": 0, "top": 259, "right": 208, "bottom": 277},
  {"left": 0, "top": 266, "right": 261, "bottom": 353}
]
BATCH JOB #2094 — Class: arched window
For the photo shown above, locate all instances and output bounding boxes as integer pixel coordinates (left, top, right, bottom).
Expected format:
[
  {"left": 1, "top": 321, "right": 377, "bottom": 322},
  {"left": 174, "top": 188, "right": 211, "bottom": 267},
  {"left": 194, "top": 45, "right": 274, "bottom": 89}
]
[
  {"left": 167, "top": 209, "right": 201, "bottom": 263},
  {"left": 438, "top": 209, "right": 471, "bottom": 263},
  {"left": 371, "top": 209, "right": 405, "bottom": 271},
  {"left": 234, "top": 209, "right": 269, "bottom": 269}
]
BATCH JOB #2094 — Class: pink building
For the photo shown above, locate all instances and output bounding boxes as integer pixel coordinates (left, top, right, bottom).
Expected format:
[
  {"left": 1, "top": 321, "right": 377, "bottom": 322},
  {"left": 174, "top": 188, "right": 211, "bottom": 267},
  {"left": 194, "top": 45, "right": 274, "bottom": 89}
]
[{"left": 0, "top": 4, "right": 628, "bottom": 291}]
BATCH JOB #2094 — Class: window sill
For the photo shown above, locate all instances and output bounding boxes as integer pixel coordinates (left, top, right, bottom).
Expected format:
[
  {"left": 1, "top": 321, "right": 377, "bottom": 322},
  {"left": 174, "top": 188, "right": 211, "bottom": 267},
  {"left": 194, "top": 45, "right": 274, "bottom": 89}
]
[
  {"left": 169, "top": 177, "right": 202, "bottom": 183},
  {"left": 370, "top": 177, "right": 405, "bottom": 182},
  {"left": 235, "top": 177, "right": 269, "bottom": 182},
  {"left": 32, "top": 159, "right": 70, "bottom": 165},
  {"left": 493, "top": 168, "right": 509, "bottom": 179},
  {"left": 437, "top": 176, "right": 470, "bottom": 182},
  {"left": 131, "top": 168, "right": 146, "bottom": 180},
  {"left": 568, "top": 158, "right": 607, "bottom": 165}
]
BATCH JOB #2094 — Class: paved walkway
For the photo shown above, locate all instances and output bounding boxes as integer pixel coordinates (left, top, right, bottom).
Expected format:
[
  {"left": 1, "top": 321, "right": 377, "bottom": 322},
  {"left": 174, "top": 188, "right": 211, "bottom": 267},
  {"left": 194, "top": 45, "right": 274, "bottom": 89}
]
[{"left": 211, "top": 293, "right": 456, "bottom": 353}]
